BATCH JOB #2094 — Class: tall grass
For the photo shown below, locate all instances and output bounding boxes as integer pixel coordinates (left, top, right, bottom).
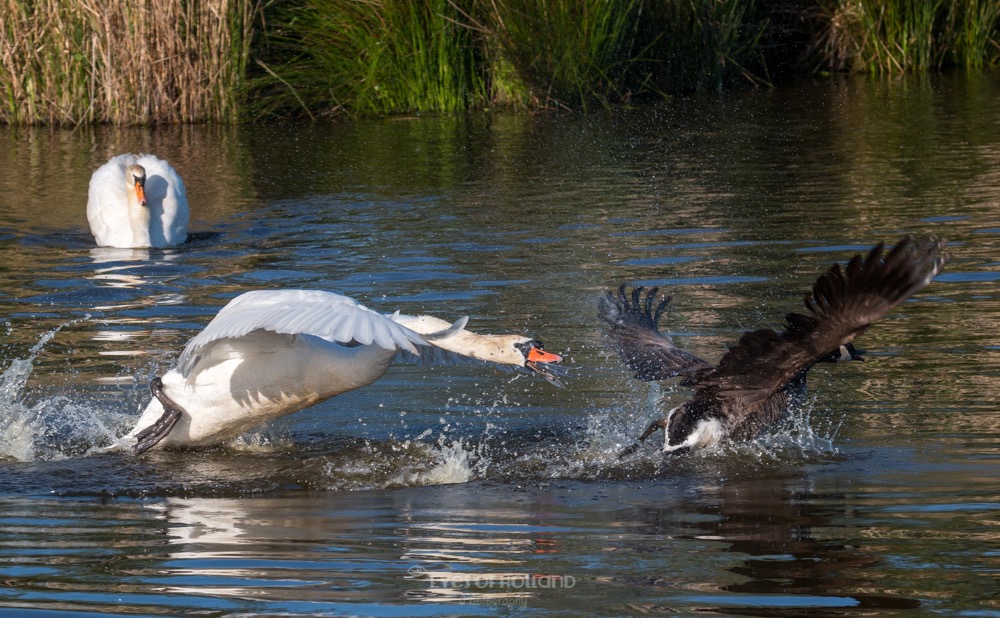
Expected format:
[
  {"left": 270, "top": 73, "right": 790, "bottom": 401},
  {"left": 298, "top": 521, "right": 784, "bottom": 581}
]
[
  {"left": 817, "top": 0, "right": 1000, "bottom": 73},
  {"left": 3, "top": 0, "right": 998, "bottom": 124},
  {"left": 943, "top": 0, "right": 1000, "bottom": 68},
  {"left": 644, "top": 0, "right": 771, "bottom": 93},
  {"left": 474, "top": 0, "right": 646, "bottom": 110},
  {"left": 252, "top": 0, "right": 489, "bottom": 118},
  {"left": 252, "top": 0, "right": 773, "bottom": 117},
  {"left": 0, "top": 0, "right": 262, "bottom": 125}
]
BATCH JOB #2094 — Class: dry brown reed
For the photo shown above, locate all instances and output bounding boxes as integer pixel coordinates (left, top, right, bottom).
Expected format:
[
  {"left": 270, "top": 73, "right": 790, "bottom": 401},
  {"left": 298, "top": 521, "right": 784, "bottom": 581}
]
[{"left": 0, "top": 0, "right": 261, "bottom": 125}]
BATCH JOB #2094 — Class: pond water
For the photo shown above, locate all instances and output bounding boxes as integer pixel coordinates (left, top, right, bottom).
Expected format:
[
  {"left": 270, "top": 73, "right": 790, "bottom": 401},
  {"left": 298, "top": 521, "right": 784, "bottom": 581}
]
[{"left": 1, "top": 74, "right": 999, "bottom": 617}]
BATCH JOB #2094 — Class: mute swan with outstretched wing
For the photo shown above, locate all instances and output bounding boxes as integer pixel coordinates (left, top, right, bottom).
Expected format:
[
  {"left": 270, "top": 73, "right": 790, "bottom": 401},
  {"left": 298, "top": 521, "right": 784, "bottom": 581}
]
[
  {"left": 112, "top": 289, "right": 563, "bottom": 454},
  {"left": 87, "top": 154, "right": 189, "bottom": 248}
]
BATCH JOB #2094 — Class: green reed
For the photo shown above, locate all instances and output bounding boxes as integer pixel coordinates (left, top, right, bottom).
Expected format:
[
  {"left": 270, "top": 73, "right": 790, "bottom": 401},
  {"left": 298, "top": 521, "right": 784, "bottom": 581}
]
[
  {"left": 3, "top": 0, "right": 998, "bottom": 124},
  {"left": 644, "top": 0, "right": 771, "bottom": 93},
  {"left": 817, "top": 0, "right": 1000, "bottom": 73},
  {"left": 475, "top": 0, "right": 646, "bottom": 111},
  {"left": 943, "top": 0, "right": 1000, "bottom": 68},
  {"left": 253, "top": 0, "right": 775, "bottom": 117},
  {"left": 0, "top": 0, "right": 262, "bottom": 125},
  {"left": 252, "top": 0, "right": 489, "bottom": 118}
]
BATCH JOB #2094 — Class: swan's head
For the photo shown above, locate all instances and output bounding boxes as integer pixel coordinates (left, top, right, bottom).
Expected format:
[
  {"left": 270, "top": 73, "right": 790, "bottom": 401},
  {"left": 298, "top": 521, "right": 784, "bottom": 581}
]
[
  {"left": 513, "top": 338, "right": 564, "bottom": 387},
  {"left": 126, "top": 164, "right": 147, "bottom": 207}
]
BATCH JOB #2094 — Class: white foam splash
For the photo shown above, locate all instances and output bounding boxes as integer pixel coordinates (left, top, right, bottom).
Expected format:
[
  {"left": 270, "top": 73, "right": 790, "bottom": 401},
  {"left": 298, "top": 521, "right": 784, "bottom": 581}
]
[
  {"left": 387, "top": 435, "right": 490, "bottom": 487},
  {"left": 566, "top": 383, "right": 843, "bottom": 475},
  {"left": 0, "top": 317, "right": 124, "bottom": 462}
]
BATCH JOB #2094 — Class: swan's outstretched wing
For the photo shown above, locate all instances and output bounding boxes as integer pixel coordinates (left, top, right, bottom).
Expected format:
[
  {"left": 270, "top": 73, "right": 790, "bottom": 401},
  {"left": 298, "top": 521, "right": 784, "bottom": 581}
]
[
  {"left": 599, "top": 285, "right": 713, "bottom": 382},
  {"left": 175, "top": 290, "right": 430, "bottom": 378},
  {"left": 690, "top": 236, "right": 948, "bottom": 419}
]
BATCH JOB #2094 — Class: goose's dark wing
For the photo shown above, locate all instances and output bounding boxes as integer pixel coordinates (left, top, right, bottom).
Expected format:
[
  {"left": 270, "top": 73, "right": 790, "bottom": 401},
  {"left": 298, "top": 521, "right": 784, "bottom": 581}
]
[
  {"left": 688, "top": 236, "right": 948, "bottom": 426},
  {"left": 598, "top": 285, "right": 713, "bottom": 382}
]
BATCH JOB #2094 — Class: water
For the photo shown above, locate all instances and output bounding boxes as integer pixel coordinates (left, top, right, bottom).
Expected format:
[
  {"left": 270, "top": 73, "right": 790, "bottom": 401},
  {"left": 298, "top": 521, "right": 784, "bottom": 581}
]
[{"left": 1, "top": 73, "right": 999, "bottom": 616}]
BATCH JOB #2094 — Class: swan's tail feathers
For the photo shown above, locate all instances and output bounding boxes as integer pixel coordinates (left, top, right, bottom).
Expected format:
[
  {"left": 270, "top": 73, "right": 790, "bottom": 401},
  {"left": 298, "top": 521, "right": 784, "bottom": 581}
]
[
  {"left": 421, "top": 315, "right": 470, "bottom": 340},
  {"left": 130, "top": 377, "right": 185, "bottom": 455}
]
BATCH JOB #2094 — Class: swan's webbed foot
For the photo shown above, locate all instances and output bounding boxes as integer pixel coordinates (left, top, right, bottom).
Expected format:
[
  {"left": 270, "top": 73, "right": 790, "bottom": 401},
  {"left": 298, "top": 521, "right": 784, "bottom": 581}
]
[
  {"left": 617, "top": 417, "right": 669, "bottom": 459},
  {"left": 131, "top": 377, "right": 185, "bottom": 455}
]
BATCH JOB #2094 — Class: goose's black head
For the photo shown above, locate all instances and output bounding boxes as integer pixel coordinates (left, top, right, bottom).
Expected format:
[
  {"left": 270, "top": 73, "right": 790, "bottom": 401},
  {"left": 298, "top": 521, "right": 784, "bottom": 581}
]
[{"left": 820, "top": 343, "right": 865, "bottom": 363}]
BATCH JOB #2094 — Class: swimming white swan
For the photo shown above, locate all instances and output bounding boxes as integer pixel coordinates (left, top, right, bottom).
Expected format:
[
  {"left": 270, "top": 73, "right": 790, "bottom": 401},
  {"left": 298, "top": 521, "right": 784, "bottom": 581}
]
[
  {"left": 87, "top": 154, "right": 189, "bottom": 248},
  {"left": 113, "top": 290, "right": 563, "bottom": 454}
]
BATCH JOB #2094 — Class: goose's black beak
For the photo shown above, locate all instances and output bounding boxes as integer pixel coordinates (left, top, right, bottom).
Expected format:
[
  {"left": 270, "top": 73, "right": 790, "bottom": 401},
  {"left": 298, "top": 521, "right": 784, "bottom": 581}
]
[{"left": 821, "top": 343, "right": 866, "bottom": 363}]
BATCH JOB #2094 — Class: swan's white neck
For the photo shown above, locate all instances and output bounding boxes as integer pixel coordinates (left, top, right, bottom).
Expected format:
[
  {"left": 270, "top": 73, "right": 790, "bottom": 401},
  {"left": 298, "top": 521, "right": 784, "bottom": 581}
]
[
  {"left": 126, "top": 186, "right": 151, "bottom": 247},
  {"left": 393, "top": 314, "right": 527, "bottom": 366},
  {"left": 435, "top": 330, "right": 524, "bottom": 365}
]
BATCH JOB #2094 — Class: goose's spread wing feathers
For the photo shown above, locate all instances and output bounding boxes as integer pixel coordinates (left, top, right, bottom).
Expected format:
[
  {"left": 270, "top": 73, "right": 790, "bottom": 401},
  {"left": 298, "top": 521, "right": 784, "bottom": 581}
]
[
  {"left": 175, "top": 290, "right": 431, "bottom": 378},
  {"left": 599, "top": 285, "right": 713, "bottom": 382},
  {"left": 691, "top": 236, "right": 948, "bottom": 413}
]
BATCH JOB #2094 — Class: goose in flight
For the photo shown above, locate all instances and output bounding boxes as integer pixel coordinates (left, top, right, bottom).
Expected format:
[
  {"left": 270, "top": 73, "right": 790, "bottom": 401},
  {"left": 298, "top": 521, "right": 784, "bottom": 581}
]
[
  {"left": 112, "top": 289, "right": 563, "bottom": 454},
  {"left": 87, "top": 154, "right": 189, "bottom": 248},
  {"left": 599, "top": 236, "right": 948, "bottom": 455}
]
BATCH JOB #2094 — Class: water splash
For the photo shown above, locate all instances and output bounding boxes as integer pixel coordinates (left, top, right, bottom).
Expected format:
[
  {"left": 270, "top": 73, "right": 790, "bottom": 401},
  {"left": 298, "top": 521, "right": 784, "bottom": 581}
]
[{"left": 0, "top": 317, "right": 123, "bottom": 462}]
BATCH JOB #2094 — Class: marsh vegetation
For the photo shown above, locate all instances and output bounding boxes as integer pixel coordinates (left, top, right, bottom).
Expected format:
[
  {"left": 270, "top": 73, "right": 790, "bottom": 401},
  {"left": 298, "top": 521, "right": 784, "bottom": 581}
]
[{"left": 1, "top": 0, "right": 997, "bottom": 125}]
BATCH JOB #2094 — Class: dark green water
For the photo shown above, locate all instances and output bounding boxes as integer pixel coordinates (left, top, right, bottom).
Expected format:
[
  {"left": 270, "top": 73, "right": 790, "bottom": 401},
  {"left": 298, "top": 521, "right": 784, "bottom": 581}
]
[{"left": 0, "top": 74, "right": 999, "bottom": 616}]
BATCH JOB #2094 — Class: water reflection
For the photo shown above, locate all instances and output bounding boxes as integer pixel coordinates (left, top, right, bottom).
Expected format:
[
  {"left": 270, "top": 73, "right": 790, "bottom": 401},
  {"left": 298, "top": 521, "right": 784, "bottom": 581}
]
[
  {"left": 1, "top": 73, "right": 1000, "bottom": 616},
  {"left": 87, "top": 248, "right": 186, "bottom": 303},
  {"left": 609, "top": 473, "right": 907, "bottom": 615}
]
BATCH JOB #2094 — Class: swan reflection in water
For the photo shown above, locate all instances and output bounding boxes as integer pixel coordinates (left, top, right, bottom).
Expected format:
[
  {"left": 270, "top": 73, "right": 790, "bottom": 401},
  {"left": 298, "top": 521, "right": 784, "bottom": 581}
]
[
  {"left": 134, "top": 471, "right": 921, "bottom": 613},
  {"left": 143, "top": 491, "right": 572, "bottom": 606},
  {"left": 86, "top": 247, "right": 188, "bottom": 374}
]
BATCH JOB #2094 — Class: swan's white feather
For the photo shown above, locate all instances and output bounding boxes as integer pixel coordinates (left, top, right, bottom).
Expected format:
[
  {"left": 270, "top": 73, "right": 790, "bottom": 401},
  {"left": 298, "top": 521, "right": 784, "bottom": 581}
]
[
  {"left": 87, "top": 153, "right": 189, "bottom": 248},
  {"left": 115, "top": 289, "right": 559, "bottom": 451},
  {"left": 176, "top": 290, "right": 427, "bottom": 378}
]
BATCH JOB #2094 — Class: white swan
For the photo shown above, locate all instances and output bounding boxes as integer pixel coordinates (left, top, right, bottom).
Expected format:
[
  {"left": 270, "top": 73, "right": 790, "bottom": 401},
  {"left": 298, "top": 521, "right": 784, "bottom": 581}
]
[
  {"left": 87, "top": 154, "right": 189, "bottom": 248},
  {"left": 113, "top": 290, "right": 563, "bottom": 454}
]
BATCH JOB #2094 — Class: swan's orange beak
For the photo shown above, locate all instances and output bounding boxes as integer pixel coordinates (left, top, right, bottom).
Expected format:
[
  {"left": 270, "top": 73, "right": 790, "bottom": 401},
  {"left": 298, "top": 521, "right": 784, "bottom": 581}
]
[
  {"left": 525, "top": 345, "right": 565, "bottom": 387},
  {"left": 528, "top": 347, "right": 562, "bottom": 364},
  {"left": 133, "top": 178, "right": 147, "bottom": 207}
]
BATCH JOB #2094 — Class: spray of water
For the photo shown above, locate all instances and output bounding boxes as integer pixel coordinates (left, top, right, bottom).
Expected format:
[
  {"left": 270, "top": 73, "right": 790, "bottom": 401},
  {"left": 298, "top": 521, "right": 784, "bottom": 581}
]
[
  {"left": 0, "top": 317, "right": 128, "bottom": 462},
  {"left": 0, "top": 320, "right": 842, "bottom": 485}
]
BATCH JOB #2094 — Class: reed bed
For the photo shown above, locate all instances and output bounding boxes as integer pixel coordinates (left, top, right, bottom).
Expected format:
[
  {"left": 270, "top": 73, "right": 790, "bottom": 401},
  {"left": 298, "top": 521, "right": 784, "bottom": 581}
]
[
  {"left": 2, "top": 0, "right": 998, "bottom": 124},
  {"left": 645, "top": 0, "right": 771, "bottom": 93},
  {"left": 473, "top": 0, "right": 646, "bottom": 111},
  {"left": 817, "top": 0, "right": 1000, "bottom": 73},
  {"left": 0, "top": 0, "right": 261, "bottom": 125},
  {"left": 251, "top": 0, "right": 488, "bottom": 118},
  {"left": 252, "top": 0, "right": 780, "bottom": 118}
]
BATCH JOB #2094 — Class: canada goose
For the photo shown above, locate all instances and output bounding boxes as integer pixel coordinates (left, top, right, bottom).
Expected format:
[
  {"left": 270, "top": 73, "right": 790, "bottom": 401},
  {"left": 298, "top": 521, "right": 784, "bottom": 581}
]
[
  {"left": 87, "top": 154, "right": 188, "bottom": 248},
  {"left": 109, "top": 289, "right": 563, "bottom": 454},
  {"left": 600, "top": 236, "right": 947, "bottom": 455}
]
